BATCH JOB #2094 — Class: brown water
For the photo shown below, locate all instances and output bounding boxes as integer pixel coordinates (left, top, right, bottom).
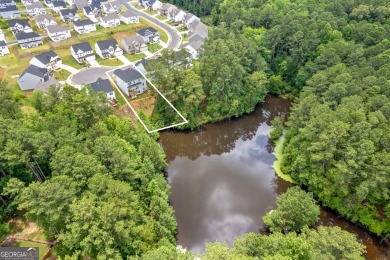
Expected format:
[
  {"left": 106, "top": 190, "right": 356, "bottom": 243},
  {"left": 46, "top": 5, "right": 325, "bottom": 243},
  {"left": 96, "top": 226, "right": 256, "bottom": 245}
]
[{"left": 159, "top": 96, "right": 389, "bottom": 259}]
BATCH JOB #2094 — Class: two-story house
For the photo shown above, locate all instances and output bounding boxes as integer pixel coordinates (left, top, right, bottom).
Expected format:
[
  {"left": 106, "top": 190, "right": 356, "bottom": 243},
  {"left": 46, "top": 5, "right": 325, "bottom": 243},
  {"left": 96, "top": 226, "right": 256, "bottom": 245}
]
[
  {"left": 51, "top": 0, "right": 66, "bottom": 12},
  {"left": 35, "top": 14, "right": 57, "bottom": 29},
  {"left": 30, "top": 50, "right": 62, "bottom": 71},
  {"left": 59, "top": 8, "right": 81, "bottom": 22},
  {"left": 46, "top": 24, "right": 71, "bottom": 41},
  {"left": 168, "top": 7, "right": 186, "bottom": 22},
  {"left": 89, "top": 77, "right": 116, "bottom": 100},
  {"left": 74, "top": 0, "right": 88, "bottom": 9},
  {"left": 102, "top": 0, "right": 119, "bottom": 13},
  {"left": 0, "top": 4, "right": 20, "bottom": 18},
  {"left": 0, "top": 0, "right": 15, "bottom": 7},
  {"left": 26, "top": 2, "right": 46, "bottom": 16},
  {"left": 70, "top": 42, "right": 95, "bottom": 63},
  {"left": 120, "top": 10, "right": 138, "bottom": 24},
  {"left": 8, "top": 19, "right": 32, "bottom": 35},
  {"left": 0, "top": 41, "right": 10, "bottom": 56},
  {"left": 121, "top": 35, "right": 147, "bottom": 54},
  {"left": 16, "top": 31, "right": 43, "bottom": 49},
  {"left": 158, "top": 3, "right": 175, "bottom": 16},
  {"left": 136, "top": 27, "right": 159, "bottom": 43},
  {"left": 95, "top": 39, "right": 123, "bottom": 59},
  {"left": 99, "top": 12, "right": 120, "bottom": 28},
  {"left": 113, "top": 67, "right": 147, "bottom": 97},
  {"left": 0, "top": 29, "right": 5, "bottom": 41},
  {"left": 73, "top": 19, "right": 96, "bottom": 34},
  {"left": 18, "top": 64, "right": 59, "bottom": 91},
  {"left": 21, "top": 0, "right": 40, "bottom": 6},
  {"left": 182, "top": 13, "right": 199, "bottom": 29},
  {"left": 145, "top": 0, "right": 161, "bottom": 10}
]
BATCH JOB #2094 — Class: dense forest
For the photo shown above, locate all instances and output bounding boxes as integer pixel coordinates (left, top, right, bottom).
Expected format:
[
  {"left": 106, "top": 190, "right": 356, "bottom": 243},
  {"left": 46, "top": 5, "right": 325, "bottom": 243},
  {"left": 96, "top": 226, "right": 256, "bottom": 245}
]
[
  {"left": 0, "top": 82, "right": 177, "bottom": 258},
  {"left": 158, "top": 0, "right": 390, "bottom": 238}
]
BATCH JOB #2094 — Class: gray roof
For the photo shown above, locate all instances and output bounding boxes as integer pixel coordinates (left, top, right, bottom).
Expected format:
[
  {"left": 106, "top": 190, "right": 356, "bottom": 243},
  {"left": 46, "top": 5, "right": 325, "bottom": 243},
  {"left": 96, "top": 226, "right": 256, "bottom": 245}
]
[
  {"left": 183, "top": 13, "right": 196, "bottom": 22},
  {"left": 188, "top": 40, "right": 202, "bottom": 50},
  {"left": 59, "top": 8, "right": 77, "bottom": 16},
  {"left": 46, "top": 24, "right": 70, "bottom": 33},
  {"left": 121, "top": 10, "right": 137, "bottom": 18},
  {"left": 26, "top": 2, "right": 44, "bottom": 9},
  {"left": 190, "top": 21, "right": 208, "bottom": 38},
  {"left": 35, "top": 14, "right": 56, "bottom": 23},
  {"left": 74, "top": 0, "right": 87, "bottom": 8},
  {"left": 135, "top": 56, "right": 158, "bottom": 68},
  {"left": 20, "top": 64, "right": 47, "bottom": 78},
  {"left": 35, "top": 77, "right": 60, "bottom": 92},
  {"left": 74, "top": 18, "right": 94, "bottom": 26},
  {"left": 0, "top": 0, "right": 15, "bottom": 4},
  {"left": 34, "top": 50, "right": 59, "bottom": 64},
  {"left": 189, "top": 33, "right": 204, "bottom": 43},
  {"left": 137, "top": 27, "right": 158, "bottom": 36},
  {"left": 83, "top": 6, "right": 92, "bottom": 13},
  {"left": 0, "top": 40, "right": 6, "bottom": 47},
  {"left": 90, "top": 77, "right": 113, "bottom": 93},
  {"left": 52, "top": 0, "right": 65, "bottom": 7},
  {"left": 113, "top": 67, "right": 142, "bottom": 82},
  {"left": 160, "top": 3, "right": 174, "bottom": 11},
  {"left": 122, "top": 35, "right": 144, "bottom": 46},
  {"left": 7, "top": 19, "right": 30, "bottom": 28},
  {"left": 71, "top": 41, "right": 92, "bottom": 52},
  {"left": 96, "top": 39, "right": 118, "bottom": 50},
  {"left": 16, "top": 31, "right": 40, "bottom": 40},
  {"left": 0, "top": 5, "right": 19, "bottom": 12},
  {"left": 101, "top": 12, "right": 118, "bottom": 21}
]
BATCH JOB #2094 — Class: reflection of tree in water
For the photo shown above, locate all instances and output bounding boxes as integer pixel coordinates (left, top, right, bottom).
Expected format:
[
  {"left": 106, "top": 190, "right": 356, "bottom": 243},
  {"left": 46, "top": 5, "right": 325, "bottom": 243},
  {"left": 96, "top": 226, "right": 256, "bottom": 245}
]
[{"left": 160, "top": 96, "right": 292, "bottom": 162}]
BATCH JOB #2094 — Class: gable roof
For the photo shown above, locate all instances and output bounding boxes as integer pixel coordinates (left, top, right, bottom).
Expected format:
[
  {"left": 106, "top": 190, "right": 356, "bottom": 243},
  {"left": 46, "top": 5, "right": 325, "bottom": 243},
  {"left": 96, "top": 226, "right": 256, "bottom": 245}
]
[
  {"left": 59, "top": 7, "right": 77, "bottom": 16},
  {"left": 33, "top": 50, "right": 59, "bottom": 64},
  {"left": 122, "top": 35, "right": 144, "bottom": 46},
  {"left": 0, "top": 40, "right": 6, "bottom": 47},
  {"left": 113, "top": 67, "right": 143, "bottom": 82},
  {"left": 137, "top": 27, "right": 158, "bottom": 36},
  {"left": 26, "top": 2, "right": 44, "bottom": 9},
  {"left": 0, "top": 5, "right": 19, "bottom": 12},
  {"left": 83, "top": 6, "right": 92, "bottom": 13},
  {"left": 46, "top": 24, "right": 71, "bottom": 33},
  {"left": 188, "top": 33, "right": 204, "bottom": 43},
  {"left": 135, "top": 56, "right": 158, "bottom": 68},
  {"left": 35, "top": 14, "right": 56, "bottom": 23},
  {"left": 52, "top": 0, "right": 65, "bottom": 7},
  {"left": 15, "top": 31, "right": 40, "bottom": 40},
  {"left": 90, "top": 77, "right": 113, "bottom": 93},
  {"left": 0, "top": 0, "right": 15, "bottom": 4},
  {"left": 121, "top": 9, "right": 137, "bottom": 18},
  {"left": 96, "top": 39, "right": 118, "bottom": 50},
  {"left": 71, "top": 41, "right": 92, "bottom": 52},
  {"left": 20, "top": 64, "right": 47, "bottom": 78},
  {"left": 190, "top": 21, "right": 208, "bottom": 38},
  {"left": 160, "top": 3, "right": 174, "bottom": 11},
  {"left": 74, "top": 18, "right": 94, "bottom": 26},
  {"left": 101, "top": 12, "right": 118, "bottom": 21},
  {"left": 187, "top": 40, "right": 202, "bottom": 50},
  {"left": 7, "top": 19, "right": 30, "bottom": 28},
  {"left": 74, "top": 0, "right": 87, "bottom": 8}
]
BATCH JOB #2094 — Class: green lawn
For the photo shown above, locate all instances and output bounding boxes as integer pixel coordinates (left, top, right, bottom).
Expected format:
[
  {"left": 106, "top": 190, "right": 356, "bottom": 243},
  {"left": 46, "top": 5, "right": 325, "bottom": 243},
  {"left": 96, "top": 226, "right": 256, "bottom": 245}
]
[
  {"left": 145, "top": 10, "right": 158, "bottom": 15},
  {"left": 156, "top": 15, "right": 167, "bottom": 21},
  {"left": 112, "top": 84, "right": 126, "bottom": 106},
  {"left": 13, "top": 241, "right": 49, "bottom": 259},
  {"left": 177, "top": 26, "right": 188, "bottom": 32},
  {"left": 124, "top": 52, "right": 146, "bottom": 62},
  {"left": 140, "top": 18, "right": 169, "bottom": 43},
  {"left": 96, "top": 56, "right": 123, "bottom": 67},
  {"left": 135, "top": 5, "right": 144, "bottom": 10},
  {"left": 54, "top": 69, "right": 72, "bottom": 81},
  {"left": 148, "top": 43, "right": 162, "bottom": 53},
  {"left": 182, "top": 33, "right": 189, "bottom": 42},
  {"left": 166, "top": 21, "right": 177, "bottom": 26},
  {"left": 121, "top": 4, "right": 128, "bottom": 12}
]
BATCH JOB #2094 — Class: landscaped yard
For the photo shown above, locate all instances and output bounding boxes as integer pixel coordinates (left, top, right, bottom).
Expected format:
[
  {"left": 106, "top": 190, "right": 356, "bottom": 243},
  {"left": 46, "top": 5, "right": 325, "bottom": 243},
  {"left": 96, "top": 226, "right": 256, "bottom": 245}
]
[
  {"left": 135, "top": 5, "right": 144, "bottom": 10},
  {"left": 54, "top": 69, "right": 72, "bottom": 81},
  {"left": 176, "top": 26, "right": 188, "bottom": 32},
  {"left": 124, "top": 52, "right": 146, "bottom": 62},
  {"left": 96, "top": 56, "right": 123, "bottom": 67},
  {"left": 145, "top": 10, "right": 158, "bottom": 15},
  {"left": 182, "top": 33, "right": 189, "bottom": 42},
  {"left": 156, "top": 15, "right": 166, "bottom": 21},
  {"left": 148, "top": 43, "right": 162, "bottom": 53}
]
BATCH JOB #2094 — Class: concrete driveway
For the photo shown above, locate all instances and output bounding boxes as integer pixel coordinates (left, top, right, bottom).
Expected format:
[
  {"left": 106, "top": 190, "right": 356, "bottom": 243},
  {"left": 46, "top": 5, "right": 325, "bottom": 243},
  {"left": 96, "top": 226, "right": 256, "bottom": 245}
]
[
  {"left": 61, "top": 64, "right": 78, "bottom": 74},
  {"left": 89, "top": 60, "right": 101, "bottom": 67},
  {"left": 71, "top": 67, "right": 111, "bottom": 85},
  {"left": 117, "top": 55, "right": 132, "bottom": 65}
]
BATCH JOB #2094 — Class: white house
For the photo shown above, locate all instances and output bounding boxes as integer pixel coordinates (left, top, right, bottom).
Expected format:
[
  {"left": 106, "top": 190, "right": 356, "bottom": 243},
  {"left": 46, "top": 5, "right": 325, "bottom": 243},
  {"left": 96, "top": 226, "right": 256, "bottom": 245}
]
[
  {"left": 8, "top": 19, "right": 32, "bottom": 35},
  {"left": 29, "top": 50, "right": 62, "bottom": 71},
  {"left": 15, "top": 31, "right": 43, "bottom": 49},
  {"left": 0, "top": 29, "right": 4, "bottom": 41},
  {"left": 145, "top": 0, "right": 161, "bottom": 10},
  {"left": 99, "top": 13, "right": 120, "bottom": 28},
  {"left": 46, "top": 24, "right": 71, "bottom": 42},
  {"left": 168, "top": 7, "right": 185, "bottom": 22},
  {"left": 102, "top": 0, "right": 119, "bottom": 13},
  {"left": 89, "top": 77, "right": 116, "bottom": 100},
  {"left": 113, "top": 67, "right": 147, "bottom": 97},
  {"left": 73, "top": 18, "right": 96, "bottom": 34},
  {"left": 35, "top": 14, "right": 57, "bottom": 29},
  {"left": 0, "top": 41, "right": 10, "bottom": 56},
  {"left": 184, "top": 40, "right": 202, "bottom": 59},
  {"left": 25, "top": 2, "right": 46, "bottom": 16},
  {"left": 182, "top": 13, "right": 199, "bottom": 29},
  {"left": 59, "top": 8, "right": 81, "bottom": 22},
  {"left": 120, "top": 10, "right": 138, "bottom": 24},
  {"left": 52, "top": 0, "right": 67, "bottom": 12},
  {"left": 95, "top": 39, "right": 123, "bottom": 59},
  {"left": 21, "top": 0, "right": 40, "bottom": 6},
  {"left": 158, "top": 3, "right": 175, "bottom": 16},
  {"left": 70, "top": 42, "right": 95, "bottom": 63},
  {"left": 136, "top": 27, "right": 159, "bottom": 43}
]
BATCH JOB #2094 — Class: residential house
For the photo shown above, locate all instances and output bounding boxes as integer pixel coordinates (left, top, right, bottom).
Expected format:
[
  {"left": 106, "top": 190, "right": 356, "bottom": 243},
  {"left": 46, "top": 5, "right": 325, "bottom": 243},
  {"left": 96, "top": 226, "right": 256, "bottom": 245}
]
[
  {"left": 46, "top": 24, "right": 71, "bottom": 41},
  {"left": 21, "top": 0, "right": 40, "bottom": 6},
  {"left": 73, "top": 19, "right": 96, "bottom": 34},
  {"left": 43, "top": 0, "right": 62, "bottom": 8},
  {"left": 90, "top": 0, "right": 106, "bottom": 9},
  {"left": 121, "top": 35, "right": 147, "bottom": 54},
  {"left": 52, "top": 0, "right": 66, "bottom": 12},
  {"left": 145, "top": 0, "right": 161, "bottom": 10},
  {"left": 182, "top": 13, "right": 199, "bottom": 29},
  {"left": 99, "top": 13, "right": 120, "bottom": 28},
  {"left": 135, "top": 57, "right": 153, "bottom": 75},
  {"left": 70, "top": 42, "right": 95, "bottom": 63},
  {"left": 184, "top": 40, "right": 202, "bottom": 59},
  {"left": 136, "top": 27, "right": 159, "bottom": 43},
  {"left": 89, "top": 77, "right": 116, "bottom": 100},
  {"left": 15, "top": 31, "right": 43, "bottom": 49},
  {"left": 83, "top": 6, "right": 96, "bottom": 20},
  {"left": 18, "top": 64, "right": 59, "bottom": 91},
  {"left": 188, "top": 20, "right": 208, "bottom": 39},
  {"left": 30, "top": 50, "right": 62, "bottom": 71},
  {"left": 8, "top": 19, "right": 32, "bottom": 35},
  {"left": 0, "top": 5, "right": 20, "bottom": 18},
  {"left": 95, "top": 39, "right": 123, "bottom": 59},
  {"left": 102, "top": 0, "right": 119, "bottom": 13},
  {"left": 137, "top": 0, "right": 147, "bottom": 7},
  {"left": 74, "top": 0, "right": 88, "bottom": 9},
  {"left": 26, "top": 2, "right": 46, "bottom": 16},
  {"left": 0, "top": 0, "right": 15, "bottom": 7},
  {"left": 113, "top": 67, "right": 147, "bottom": 97},
  {"left": 158, "top": 3, "right": 175, "bottom": 16},
  {"left": 168, "top": 7, "right": 185, "bottom": 22},
  {"left": 0, "top": 41, "right": 10, "bottom": 56},
  {"left": 35, "top": 14, "right": 57, "bottom": 29},
  {"left": 59, "top": 8, "right": 81, "bottom": 22},
  {"left": 0, "top": 29, "right": 4, "bottom": 41},
  {"left": 120, "top": 10, "right": 138, "bottom": 24}
]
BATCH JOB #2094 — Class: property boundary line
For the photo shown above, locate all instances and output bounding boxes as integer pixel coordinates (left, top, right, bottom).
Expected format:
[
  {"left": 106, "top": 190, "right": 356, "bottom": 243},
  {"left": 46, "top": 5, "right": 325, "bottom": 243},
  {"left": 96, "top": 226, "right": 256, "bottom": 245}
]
[{"left": 105, "top": 64, "right": 188, "bottom": 133}]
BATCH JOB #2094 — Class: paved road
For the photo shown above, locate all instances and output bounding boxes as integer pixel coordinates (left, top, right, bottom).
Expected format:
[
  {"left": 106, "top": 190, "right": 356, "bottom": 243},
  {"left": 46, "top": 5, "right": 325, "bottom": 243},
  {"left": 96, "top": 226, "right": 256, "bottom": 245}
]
[{"left": 120, "top": 1, "right": 181, "bottom": 50}]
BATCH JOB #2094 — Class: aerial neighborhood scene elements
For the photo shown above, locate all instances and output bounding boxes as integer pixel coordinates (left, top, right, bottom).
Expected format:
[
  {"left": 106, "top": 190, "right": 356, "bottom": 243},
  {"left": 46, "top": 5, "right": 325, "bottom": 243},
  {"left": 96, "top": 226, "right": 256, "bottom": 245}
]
[{"left": 0, "top": 0, "right": 389, "bottom": 259}]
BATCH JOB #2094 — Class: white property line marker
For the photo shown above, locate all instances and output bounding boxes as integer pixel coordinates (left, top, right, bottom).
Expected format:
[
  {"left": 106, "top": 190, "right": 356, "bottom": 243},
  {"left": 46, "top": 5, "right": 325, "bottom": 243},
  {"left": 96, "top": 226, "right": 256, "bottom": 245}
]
[{"left": 105, "top": 64, "right": 188, "bottom": 133}]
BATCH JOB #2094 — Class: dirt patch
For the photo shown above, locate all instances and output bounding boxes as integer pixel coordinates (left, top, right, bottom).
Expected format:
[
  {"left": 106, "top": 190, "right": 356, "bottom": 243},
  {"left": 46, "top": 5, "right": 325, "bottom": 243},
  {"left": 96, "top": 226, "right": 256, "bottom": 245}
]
[
  {"left": 117, "top": 105, "right": 137, "bottom": 123},
  {"left": 130, "top": 95, "right": 156, "bottom": 117},
  {"left": 8, "top": 220, "right": 40, "bottom": 240},
  {"left": 0, "top": 68, "right": 6, "bottom": 77}
]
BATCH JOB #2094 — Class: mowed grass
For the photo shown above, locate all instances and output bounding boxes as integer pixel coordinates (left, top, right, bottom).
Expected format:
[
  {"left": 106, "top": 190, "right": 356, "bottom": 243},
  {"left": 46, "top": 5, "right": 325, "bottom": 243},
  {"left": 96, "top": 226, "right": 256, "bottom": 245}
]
[
  {"left": 13, "top": 241, "right": 49, "bottom": 259},
  {"left": 95, "top": 56, "right": 123, "bottom": 67},
  {"left": 54, "top": 69, "right": 71, "bottom": 81},
  {"left": 156, "top": 15, "right": 166, "bottom": 21},
  {"left": 124, "top": 52, "right": 146, "bottom": 62},
  {"left": 148, "top": 43, "right": 162, "bottom": 53}
]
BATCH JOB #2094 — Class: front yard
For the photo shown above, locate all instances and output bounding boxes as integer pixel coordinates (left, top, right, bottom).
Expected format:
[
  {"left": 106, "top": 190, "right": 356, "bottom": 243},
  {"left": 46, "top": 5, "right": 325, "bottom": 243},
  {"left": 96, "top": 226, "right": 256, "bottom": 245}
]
[
  {"left": 124, "top": 52, "right": 146, "bottom": 62},
  {"left": 148, "top": 43, "right": 162, "bottom": 53},
  {"left": 96, "top": 56, "right": 123, "bottom": 67}
]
